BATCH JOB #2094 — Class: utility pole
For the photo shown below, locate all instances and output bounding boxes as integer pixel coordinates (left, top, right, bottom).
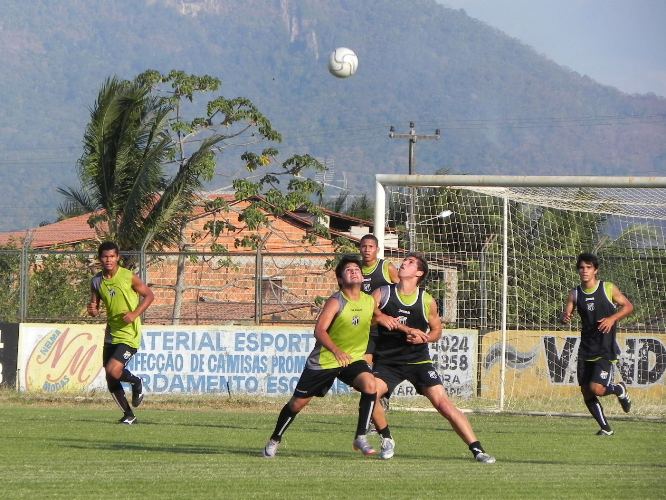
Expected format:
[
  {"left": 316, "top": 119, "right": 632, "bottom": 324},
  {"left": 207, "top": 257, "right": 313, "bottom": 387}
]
[{"left": 388, "top": 122, "right": 440, "bottom": 250}]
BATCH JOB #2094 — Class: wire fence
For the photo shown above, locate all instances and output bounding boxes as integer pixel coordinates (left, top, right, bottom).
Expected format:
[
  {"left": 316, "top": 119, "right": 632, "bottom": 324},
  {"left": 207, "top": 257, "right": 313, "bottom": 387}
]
[{"left": 0, "top": 248, "right": 353, "bottom": 325}]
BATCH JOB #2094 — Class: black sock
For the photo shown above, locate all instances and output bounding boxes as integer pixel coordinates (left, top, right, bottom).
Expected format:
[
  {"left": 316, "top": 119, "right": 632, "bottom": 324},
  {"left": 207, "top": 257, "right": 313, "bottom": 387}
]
[
  {"left": 271, "top": 404, "right": 297, "bottom": 441},
  {"left": 584, "top": 396, "right": 611, "bottom": 431},
  {"left": 120, "top": 369, "right": 140, "bottom": 386},
  {"left": 356, "top": 392, "right": 376, "bottom": 436},
  {"left": 377, "top": 426, "right": 392, "bottom": 439},
  {"left": 108, "top": 378, "right": 133, "bottom": 416},
  {"left": 468, "top": 441, "right": 485, "bottom": 457},
  {"left": 603, "top": 384, "right": 623, "bottom": 397}
]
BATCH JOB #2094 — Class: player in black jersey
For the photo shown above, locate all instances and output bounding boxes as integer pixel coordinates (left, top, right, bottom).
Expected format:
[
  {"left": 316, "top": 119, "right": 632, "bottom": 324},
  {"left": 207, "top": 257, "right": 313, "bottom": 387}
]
[
  {"left": 359, "top": 234, "right": 399, "bottom": 363},
  {"left": 562, "top": 252, "right": 633, "bottom": 435},
  {"left": 370, "top": 253, "right": 495, "bottom": 463},
  {"left": 359, "top": 234, "right": 399, "bottom": 429}
]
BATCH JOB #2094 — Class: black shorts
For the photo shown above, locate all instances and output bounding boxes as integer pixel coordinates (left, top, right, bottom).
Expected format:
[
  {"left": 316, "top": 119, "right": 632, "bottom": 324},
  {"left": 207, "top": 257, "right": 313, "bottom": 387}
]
[
  {"left": 293, "top": 360, "right": 372, "bottom": 398},
  {"left": 373, "top": 362, "right": 442, "bottom": 397},
  {"left": 577, "top": 357, "right": 617, "bottom": 387},
  {"left": 103, "top": 343, "right": 138, "bottom": 367}
]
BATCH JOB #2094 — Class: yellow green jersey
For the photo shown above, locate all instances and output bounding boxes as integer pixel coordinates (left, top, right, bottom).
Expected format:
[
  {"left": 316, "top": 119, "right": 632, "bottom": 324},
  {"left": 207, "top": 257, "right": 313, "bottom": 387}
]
[
  {"left": 306, "top": 291, "right": 374, "bottom": 370},
  {"left": 91, "top": 267, "right": 142, "bottom": 348}
]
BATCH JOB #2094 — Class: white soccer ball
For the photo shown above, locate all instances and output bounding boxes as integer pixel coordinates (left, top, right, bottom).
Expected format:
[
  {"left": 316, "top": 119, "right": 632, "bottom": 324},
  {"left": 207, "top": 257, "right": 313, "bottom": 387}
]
[{"left": 328, "top": 47, "right": 358, "bottom": 78}]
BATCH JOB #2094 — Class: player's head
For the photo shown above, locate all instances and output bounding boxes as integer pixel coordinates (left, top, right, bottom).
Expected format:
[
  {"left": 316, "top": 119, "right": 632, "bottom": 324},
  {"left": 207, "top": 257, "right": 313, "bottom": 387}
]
[
  {"left": 576, "top": 252, "right": 599, "bottom": 270},
  {"left": 97, "top": 241, "right": 119, "bottom": 258},
  {"left": 401, "top": 252, "right": 429, "bottom": 284},
  {"left": 359, "top": 234, "right": 379, "bottom": 263},
  {"left": 335, "top": 255, "right": 363, "bottom": 287}
]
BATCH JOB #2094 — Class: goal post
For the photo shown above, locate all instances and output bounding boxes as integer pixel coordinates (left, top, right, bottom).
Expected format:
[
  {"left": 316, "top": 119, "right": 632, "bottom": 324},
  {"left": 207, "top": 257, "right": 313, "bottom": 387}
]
[{"left": 375, "top": 174, "right": 666, "bottom": 416}]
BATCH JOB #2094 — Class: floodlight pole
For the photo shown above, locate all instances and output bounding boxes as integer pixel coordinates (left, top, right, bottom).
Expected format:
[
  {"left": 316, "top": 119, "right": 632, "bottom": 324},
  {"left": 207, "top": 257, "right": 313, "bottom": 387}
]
[{"left": 389, "top": 122, "right": 440, "bottom": 251}]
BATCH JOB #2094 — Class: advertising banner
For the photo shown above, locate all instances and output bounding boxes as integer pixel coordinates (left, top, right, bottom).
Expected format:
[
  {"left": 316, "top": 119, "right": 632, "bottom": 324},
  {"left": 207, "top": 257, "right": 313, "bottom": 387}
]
[
  {"left": 17, "top": 324, "right": 351, "bottom": 395},
  {"left": 481, "top": 330, "right": 666, "bottom": 399},
  {"left": 17, "top": 324, "right": 106, "bottom": 392},
  {"left": 393, "top": 329, "right": 478, "bottom": 399},
  {"left": 0, "top": 322, "right": 19, "bottom": 388},
  {"left": 17, "top": 324, "right": 480, "bottom": 397}
]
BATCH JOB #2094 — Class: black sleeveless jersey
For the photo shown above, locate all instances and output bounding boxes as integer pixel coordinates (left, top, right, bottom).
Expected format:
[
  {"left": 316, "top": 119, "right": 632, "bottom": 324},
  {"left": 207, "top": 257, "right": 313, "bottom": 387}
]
[
  {"left": 361, "top": 259, "right": 392, "bottom": 294},
  {"left": 575, "top": 280, "right": 619, "bottom": 361},
  {"left": 374, "top": 284, "right": 431, "bottom": 364}
]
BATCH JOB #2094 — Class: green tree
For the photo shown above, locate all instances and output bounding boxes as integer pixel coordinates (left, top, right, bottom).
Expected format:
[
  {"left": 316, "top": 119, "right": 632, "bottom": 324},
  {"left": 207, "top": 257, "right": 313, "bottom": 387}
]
[
  {"left": 27, "top": 253, "right": 90, "bottom": 321},
  {"left": 59, "top": 70, "right": 326, "bottom": 323},
  {"left": 0, "top": 244, "right": 21, "bottom": 322}
]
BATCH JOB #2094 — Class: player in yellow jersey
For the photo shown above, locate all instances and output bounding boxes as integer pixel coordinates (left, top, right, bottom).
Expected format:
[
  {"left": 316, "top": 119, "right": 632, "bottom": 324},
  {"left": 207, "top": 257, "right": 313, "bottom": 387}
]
[
  {"left": 262, "top": 255, "right": 390, "bottom": 458},
  {"left": 370, "top": 253, "right": 496, "bottom": 463},
  {"left": 88, "top": 241, "right": 154, "bottom": 424}
]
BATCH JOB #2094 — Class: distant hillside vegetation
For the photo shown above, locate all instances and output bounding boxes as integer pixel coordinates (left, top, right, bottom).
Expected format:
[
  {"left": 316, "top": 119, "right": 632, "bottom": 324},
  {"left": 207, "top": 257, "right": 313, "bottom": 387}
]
[{"left": 1, "top": 0, "right": 665, "bottom": 231}]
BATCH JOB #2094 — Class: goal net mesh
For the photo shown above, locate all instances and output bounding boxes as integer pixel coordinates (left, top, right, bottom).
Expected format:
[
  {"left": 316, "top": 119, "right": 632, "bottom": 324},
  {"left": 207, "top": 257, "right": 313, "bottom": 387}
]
[{"left": 382, "top": 181, "right": 666, "bottom": 417}]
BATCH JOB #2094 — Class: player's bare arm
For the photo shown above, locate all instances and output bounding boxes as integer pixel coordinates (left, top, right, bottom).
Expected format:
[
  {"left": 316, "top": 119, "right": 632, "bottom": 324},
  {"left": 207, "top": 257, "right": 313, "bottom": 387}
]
[
  {"left": 87, "top": 290, "right": 101, "bottom": 317},
  {"left": 387, "top": 262, "right": 400, "bottom": 284},
  {"left": 597, "top": 285, "right": 634, "bottom": 334},
  {"left": 406, "top": 298, "right": 441, "bottom": 344},
  {"left": 314, "top": 295, "right": 352, "bottom": 367},
  {"left": 122, "top": 274, "right": 155, "bottom": 324},
  {"left": 371, "top": 288, "right": 401, "bottom": 331},
  {"left": 561, "top": 290, "right": 575, "bottom": 324}
]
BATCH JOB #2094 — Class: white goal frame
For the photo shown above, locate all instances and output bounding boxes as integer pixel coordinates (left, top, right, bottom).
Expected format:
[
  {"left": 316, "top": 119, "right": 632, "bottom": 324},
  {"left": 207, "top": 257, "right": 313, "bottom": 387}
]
[{"left": 374, "top": 174, "right": 666, "bottom": 413}]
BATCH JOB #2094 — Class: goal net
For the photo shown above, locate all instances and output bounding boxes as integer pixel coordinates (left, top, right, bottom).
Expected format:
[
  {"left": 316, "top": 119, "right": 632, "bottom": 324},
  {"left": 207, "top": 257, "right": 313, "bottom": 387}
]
[{"left": 375, "top": 174, "right": 666, "bottom": 417}]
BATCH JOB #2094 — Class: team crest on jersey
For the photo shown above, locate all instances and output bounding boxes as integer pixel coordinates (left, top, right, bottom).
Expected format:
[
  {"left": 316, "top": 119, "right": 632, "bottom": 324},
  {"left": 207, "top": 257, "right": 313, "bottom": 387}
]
[
  {"left": 108, "top": 287, "right": 116, "bottom": 298},
  {"left": 352, "top": 315, "right": 360, "bottom": 326},
  {"left": 428, "top": 371, "right": 438, "bottom": 379},
  {"left": 363, "top": 283, "right": 371, "bottom": 293},
  {"left": 599, "top": 370, "right": 608, "bottom": 380},
  {"left": 123, "top": 350, "right": 132, "bottom": 360},
  {"left": 398, "top": 316, "right": 407, "bottom": 325},
  {"left": 586, "top": 302, "right": 595, "bottom": 311}
]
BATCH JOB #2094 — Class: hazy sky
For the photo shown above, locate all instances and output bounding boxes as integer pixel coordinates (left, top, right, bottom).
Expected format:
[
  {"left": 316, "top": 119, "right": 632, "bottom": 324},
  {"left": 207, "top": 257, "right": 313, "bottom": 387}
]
[{"left": 439, "top": 0, "right": 666, "bottom": 97}]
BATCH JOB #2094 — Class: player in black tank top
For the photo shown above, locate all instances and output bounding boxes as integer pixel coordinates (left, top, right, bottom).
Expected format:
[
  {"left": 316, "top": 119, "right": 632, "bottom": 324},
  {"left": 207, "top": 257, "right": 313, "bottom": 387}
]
[
  {"left": 562, "top": 253, "right": 634, "bottom": 435},
  {"left": 370, "top": 253, "right": 496, "bottom": 463}
]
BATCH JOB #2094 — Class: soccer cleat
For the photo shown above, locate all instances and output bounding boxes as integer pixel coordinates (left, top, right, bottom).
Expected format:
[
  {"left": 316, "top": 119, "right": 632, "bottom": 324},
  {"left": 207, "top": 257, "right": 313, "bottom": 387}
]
[
  {"left": 352, "top": 435, "right": 376, "bottom": 456},
  {"left": 617, "top": 382, "right": 631, "bottom": 413},
  {"left": 379, "top": 437, "right": 395, "bottom": 460},
  {"left": 262, "top": 439, "right": 280, "bottom": 458},
  {"left": 131, "top": 380, "right": 144, "bottom": 407},
  {"left": 596, "top": 429, "right": 614, "bottom": 436},
  {"left": 474, "top": 452, "right": 496, "bottom": 464},
  {"left": 118, "top": 415, "right": 137, "bottom": 425}
]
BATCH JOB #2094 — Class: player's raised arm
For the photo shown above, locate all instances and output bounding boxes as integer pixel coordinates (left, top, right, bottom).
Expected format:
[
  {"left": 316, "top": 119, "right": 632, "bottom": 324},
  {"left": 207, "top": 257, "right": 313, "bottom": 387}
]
[{"left": 386, "top": 261, "right": 400, "bottom": 284}]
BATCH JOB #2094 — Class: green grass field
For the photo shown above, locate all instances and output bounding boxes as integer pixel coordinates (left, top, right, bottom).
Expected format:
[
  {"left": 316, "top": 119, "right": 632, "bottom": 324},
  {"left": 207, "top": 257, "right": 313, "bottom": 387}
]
[{"left": 1, "top": 393, "right": 664, "bottom": 499}]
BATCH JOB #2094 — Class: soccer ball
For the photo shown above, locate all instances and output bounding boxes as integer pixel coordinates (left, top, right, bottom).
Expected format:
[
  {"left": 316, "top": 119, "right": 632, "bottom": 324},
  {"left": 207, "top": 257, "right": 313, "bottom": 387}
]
[{"left": 328, "top": 47, "right": 358, "bottom": 78}]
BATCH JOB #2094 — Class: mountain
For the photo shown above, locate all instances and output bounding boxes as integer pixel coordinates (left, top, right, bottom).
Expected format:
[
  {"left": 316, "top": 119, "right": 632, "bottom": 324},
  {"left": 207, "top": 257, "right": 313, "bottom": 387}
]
[{"left": 1, "top": 0, "right": 665, "bottom": 231}]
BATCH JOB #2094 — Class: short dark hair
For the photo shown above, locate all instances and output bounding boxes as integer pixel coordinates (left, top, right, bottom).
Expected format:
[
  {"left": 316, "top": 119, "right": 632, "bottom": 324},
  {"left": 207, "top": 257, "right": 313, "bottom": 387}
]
[
  {"left": 407, "top": 252, "right": 429, "bottom": 284},
  {"left": 576, "top": 252, "right": 599, "bottom": 269},
  {"left": 335, "top": 255, "right": 362, "bottom": 286},
  {"left": 359, "top": 234, "right": 378, "bottom": 246},
  {"left": 97, "top": 241, "right": 120, "bottom": 258}
]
